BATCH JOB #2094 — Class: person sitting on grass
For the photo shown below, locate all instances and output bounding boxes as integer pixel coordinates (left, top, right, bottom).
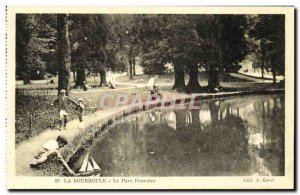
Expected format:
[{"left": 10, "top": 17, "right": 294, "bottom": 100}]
[
  {"left": 83, "top": 81, "right": 91, "bottom": 91},
  {"left": 30, "top": 135, "right": 75, "bottom": 175},
  {"left": 74, "top": 98, "right": 85, "bottom": 130},
  {"left": 51, "top": 89, "right": 76, "bottom": 130},
  {"left": 108, "top": 81, "right": 116, "bottom": 89},
  {"left": 149, "top": 84, "right": 162, "bottom": 100}
]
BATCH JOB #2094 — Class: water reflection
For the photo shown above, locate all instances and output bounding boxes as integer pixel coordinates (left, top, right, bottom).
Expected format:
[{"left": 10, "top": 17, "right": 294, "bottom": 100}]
[
  {"left": 167, "top": 111, "right": 176, "bottom": 130},
  {"left": 90, "top": 95, "right": 284, "bottom": 176}
]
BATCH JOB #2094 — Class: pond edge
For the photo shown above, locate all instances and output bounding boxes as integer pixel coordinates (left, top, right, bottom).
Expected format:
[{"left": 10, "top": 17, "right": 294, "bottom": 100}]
[{"left": 61, "top": 88, "right": 284, "bottom": 176}]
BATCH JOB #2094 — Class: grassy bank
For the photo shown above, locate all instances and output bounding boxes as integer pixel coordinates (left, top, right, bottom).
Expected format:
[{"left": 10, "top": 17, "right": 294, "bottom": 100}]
[
  {"left": 16, "top": 95, "right": 58, "bottom": 144},
  {"left": 15, "top": 87, "right": 162, "bottom": 144}
]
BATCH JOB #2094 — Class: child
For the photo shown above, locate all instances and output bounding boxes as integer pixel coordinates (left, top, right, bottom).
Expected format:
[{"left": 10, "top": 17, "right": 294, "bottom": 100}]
[
  {"left": 108, "top": 81, "right": 116, "bottom": 89},
  {"left": 52, "top": 89, "right": 76, "bottom": 130},
  {"left": 30, "top": 135, "right": 75, "bottom": 175},
  {"left": 149, "top": 84, "right": 162, "bottom": 100},
  {"left": 74, "top": 98, "right": 85, "bottom": 130}
]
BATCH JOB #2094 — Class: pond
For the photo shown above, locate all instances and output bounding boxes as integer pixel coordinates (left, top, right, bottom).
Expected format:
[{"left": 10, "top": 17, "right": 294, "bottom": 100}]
[{"left": 89, "top": 94, "right": 285, "bottom": 176}]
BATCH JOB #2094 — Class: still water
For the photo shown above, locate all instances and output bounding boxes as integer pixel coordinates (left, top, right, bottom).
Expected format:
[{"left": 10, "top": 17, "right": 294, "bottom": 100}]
[{"left": 90, "top": 95, "right": 285, "bottom": 176}]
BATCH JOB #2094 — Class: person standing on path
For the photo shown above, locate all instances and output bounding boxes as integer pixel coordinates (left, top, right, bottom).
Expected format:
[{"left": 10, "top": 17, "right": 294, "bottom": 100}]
[
  {"left": 74, "top": 98, "right": 85, "bottom": 130},
  {"left": 52, "top": 89, "right": 76, "bottom": 130}
]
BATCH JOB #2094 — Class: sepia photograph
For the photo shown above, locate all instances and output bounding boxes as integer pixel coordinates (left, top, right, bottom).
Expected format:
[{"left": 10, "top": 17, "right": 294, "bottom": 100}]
[{"left": 6, "top": 6, "right": 294, "bottom": 190}]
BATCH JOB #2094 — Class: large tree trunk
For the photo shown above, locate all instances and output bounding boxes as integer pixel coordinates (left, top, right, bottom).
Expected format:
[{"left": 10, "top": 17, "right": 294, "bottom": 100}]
[
  {"left": 23, "top": 71, "right": 31, "bottom": 85},
  {"left": 133, "top": 56, "right": 136, "bottom": 76},
  {"left": 73, "top": 70, "right": 76, "bottom": 82},
  {"left": 57, "top": 14, "right": 71, "bottom": 95},
  {"left": 75, "top": 56, "right": 86, "bottom": 87},
  {"left": 75, "top": 66, "right": 86, "bottom": 87},
  {"left": 100, "top": 69, "right": 107, "bottom": 86},
  {"left": 208, "top": 65, "right": 221, "bottom": 93},
  {"left": 209, "top": 101, "right": 220, "bottom": 126},
  {"left": 191, "top": 110, "right": 200, "bottom": 129},
  {"left": 261, "top": 58, "right": 264, "bottom": 79},
  {"left": 270, "top": 57, "right": 277, "bottom": 84},
  {"left": 271, "top": 67, "right": 276, "bottom": 84},
  {"left": 207, "top": 16, "right": 222, "bottom": 93},
  {"left": 129, "top": 47, "right": 133, "bottom": 80},
  {"left": 99, "top": 45, "right": 108, "bottom": 86},
  {"left": 261, "top": 41, "right": 266, "bottom": 79},
  {"left": 140, "top": 51, "right": 144, "bottom": 67},
  {"left": 273, "top": 72, "right": 276, "bottom": 84},
  {"left": 187, "top": 63, "right": 201, "bottom": 92},
  {"left": 129, "top": 62, "right": 133, "bottom": 79},
  {"left": 172, "top": 61, "right": 185, "bottom": 91}
]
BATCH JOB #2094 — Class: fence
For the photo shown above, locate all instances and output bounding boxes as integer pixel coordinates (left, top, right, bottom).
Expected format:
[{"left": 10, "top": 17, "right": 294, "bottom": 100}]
[
  {"left": 16, "top": 83, "right": 107, "bottom": 96},
  {"left": 16, "top": 88, "right": 58, "bottom": 96}
]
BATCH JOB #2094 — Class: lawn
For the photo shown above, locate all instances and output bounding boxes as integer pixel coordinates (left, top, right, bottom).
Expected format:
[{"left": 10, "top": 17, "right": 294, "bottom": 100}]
[
  {"left": 16, "top": 74, "right": 104, "bottom": 90},
  {"left": 16, "top": 71, "right": 248, "bottom": 90},
  {"left": 115, "top": 72, "right": 248, "bottom": 85}
]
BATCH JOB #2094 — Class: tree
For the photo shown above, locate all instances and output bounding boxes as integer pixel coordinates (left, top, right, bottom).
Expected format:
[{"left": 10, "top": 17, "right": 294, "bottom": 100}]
[
  {"left": 185, "top": 15, "right": 216, "bottom": 92},
  {"left": 105, "top": 15, "right": 128, "bottom": 73},
  {"left": 137, "top": 15, "right": 215, "bottom": 92},
  {"left": 249, "top": 15, "right": 285, "bottom": 83},
  {"left": 205, "top": 15, "right": 249, "bottom": 92},
  {"left": 138, "top": 14, "right": 189, "bottom": 91},
  {"left": 69, "top": 15, "right": 110, "bottom": 86},
  {"left": 74, "top": 53, "right": 87, "bottom": 87},
  {"left": 162, "top": 15, "right": 189, "bottom": 91},
  {"left": 89, "top": 15, "right": 109, "bottom": 86},
  {"left": 193, "top": 15, "right": 222, "bottom": 92},
  {"left": 57, "top": 14, "right": 71, "bottom": 94},
  {"left": 118, "top": 15, "right": 141, "bottom": 79},
  {"left": 98, "top": 46, "right": 108, "bottom": 85},
  {"left": 69, "top": 15, "right": 91, "bottom": 87},
  {"left": 27, "top": 14, "right": 57, "bottom": 79},
  {"left": 16, "top": 14, "right": 58, "bottom": 83},
  {"left": 16, "top": 14, "right": 32, "bottom": 84},
  {"left": 37, "top": 14, "right": 58, "bottom": 76},
  {"left": 219, "top": 15, "right": 248, "bottom": 73},
  {"left": 137, "top": 15, "right": 168, "bottom": 75}
]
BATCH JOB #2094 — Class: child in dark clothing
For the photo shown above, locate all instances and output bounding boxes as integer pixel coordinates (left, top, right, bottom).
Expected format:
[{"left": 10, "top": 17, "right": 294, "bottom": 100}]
[{"left": 51, "top": 89, "right": 76, "bottom": 130}]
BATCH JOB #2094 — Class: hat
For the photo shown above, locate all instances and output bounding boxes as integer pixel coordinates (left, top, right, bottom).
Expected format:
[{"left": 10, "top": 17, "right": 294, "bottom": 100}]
[
  {"left": 56, "top": 135, "right": 68, "bottom": 145},
  {"left": 77, "top": 98, "right": 84, "bottom": 103},
  {"left": 60, "top": 89, "right": 66, "bottom": 94}
]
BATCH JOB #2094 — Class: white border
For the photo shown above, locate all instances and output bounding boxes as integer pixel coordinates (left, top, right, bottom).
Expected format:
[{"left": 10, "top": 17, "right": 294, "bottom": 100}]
[{"left": 0, "top": 0, "right": 298, "bottom": 194}]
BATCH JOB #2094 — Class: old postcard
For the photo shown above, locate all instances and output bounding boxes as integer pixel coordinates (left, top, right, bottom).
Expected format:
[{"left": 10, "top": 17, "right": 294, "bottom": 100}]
[{"left": 6, "top": 6, "right": 294, "bottom": 190}]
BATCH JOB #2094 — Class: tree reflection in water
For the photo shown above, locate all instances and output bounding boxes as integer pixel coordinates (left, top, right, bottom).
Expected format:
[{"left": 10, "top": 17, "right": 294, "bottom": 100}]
[{"left": 90, "top": 95, "right": 284, "bottom": 176}]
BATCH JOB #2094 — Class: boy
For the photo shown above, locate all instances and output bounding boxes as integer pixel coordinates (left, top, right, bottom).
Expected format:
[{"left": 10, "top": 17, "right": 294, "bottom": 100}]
[
  {"left": 74, "top": 98, "right": 85, "bottom": 130},
  {"left": 52, "top": 89, "right": 75, "bottom": 130},
  {"left": 30, "top": 135, "right": 75, "bottom": 175}
]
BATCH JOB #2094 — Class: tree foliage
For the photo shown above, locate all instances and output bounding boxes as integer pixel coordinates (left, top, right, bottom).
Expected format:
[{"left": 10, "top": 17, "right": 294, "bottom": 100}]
[
  {"left": 16, "top": 13, "right": 284, "bottom": 91},
  {"left": 219, "top": 15, "right": 248, "bottom": 72},
  {"left": 249, "top": 15, "right": 285, "bottom": 82},
  {"left": 16, "top": 14, "right": 31, "bottom": 83},
  {"left": 16, "top": 14, "right": 57, "bottom": 82}
]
